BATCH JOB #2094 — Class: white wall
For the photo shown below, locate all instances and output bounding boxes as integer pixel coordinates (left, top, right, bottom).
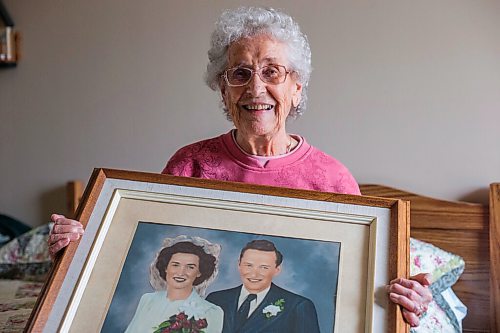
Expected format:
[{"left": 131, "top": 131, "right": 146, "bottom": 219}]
[{"left": 1, "top": 0, "right": 499, "bottom": 226}]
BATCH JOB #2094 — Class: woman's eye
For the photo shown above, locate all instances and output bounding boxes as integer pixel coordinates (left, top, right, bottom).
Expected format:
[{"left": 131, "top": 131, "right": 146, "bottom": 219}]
[
  {"left": 232, "top": 68, "right": 250, "bottom": 80},
  {"left": 262, "top": 67, "right": 279, "bottom": 78}
]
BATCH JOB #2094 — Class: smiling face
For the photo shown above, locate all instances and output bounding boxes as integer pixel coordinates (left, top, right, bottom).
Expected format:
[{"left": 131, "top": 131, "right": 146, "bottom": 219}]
[
  {"left": 238, "top": 249, "right": 282, "bottom": 293},
  {"left": 221, "top": 35, "right": 302, "bottom": 140},
  {"left": 165, "top": 253, "right": 202, "bottom": 291}
]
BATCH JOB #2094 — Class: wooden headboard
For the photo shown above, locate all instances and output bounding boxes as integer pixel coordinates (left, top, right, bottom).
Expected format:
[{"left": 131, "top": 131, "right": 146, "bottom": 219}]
[
  {"left": 361, "top": 184, "right": 499, "bottom": 333},
  {"left": 67, "top": 181, "right": 499, "bottom": 332}
]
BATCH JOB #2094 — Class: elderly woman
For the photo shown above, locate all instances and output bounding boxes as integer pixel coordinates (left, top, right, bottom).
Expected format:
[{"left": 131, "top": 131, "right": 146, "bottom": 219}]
[
  {"left": 49, "top": 6, "right": 431, "bottom": 328},
  {"left": 125, "top": 236, "right": 223, "bottom": 333}
]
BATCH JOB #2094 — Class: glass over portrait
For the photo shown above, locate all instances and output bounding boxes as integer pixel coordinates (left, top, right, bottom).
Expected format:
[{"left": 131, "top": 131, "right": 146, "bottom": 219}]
[
  {"left": 30, "top": 169, "right": 409, "bottom": 333},
  {"left": 102, "top": 224, "right": 340, "bottom": 333}
]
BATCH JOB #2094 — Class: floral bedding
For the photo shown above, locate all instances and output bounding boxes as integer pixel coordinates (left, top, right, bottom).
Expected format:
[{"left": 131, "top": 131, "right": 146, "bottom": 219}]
[
  {"left": 409, "top": 238, "right": 465, "bottom": 333},
  {"left": 0, "top": 224, "right": 51, "bottom": 332},
  {"left": 0, "top": 279, "right": 44, "bottom": 332}
]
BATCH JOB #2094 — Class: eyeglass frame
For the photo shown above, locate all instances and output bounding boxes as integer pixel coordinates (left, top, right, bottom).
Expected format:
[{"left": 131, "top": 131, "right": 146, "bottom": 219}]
[{"left": 222, "top": 64, "right": 292, "bottom": 87}]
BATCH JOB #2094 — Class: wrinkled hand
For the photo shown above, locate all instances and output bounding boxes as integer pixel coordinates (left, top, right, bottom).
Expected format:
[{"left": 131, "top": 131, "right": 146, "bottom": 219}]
[
  {"left": 387, "top": 273, "right": 433, "bottom": 327},
  {"left": 48, "top": 214, "right": 84, "bottom": 259}
]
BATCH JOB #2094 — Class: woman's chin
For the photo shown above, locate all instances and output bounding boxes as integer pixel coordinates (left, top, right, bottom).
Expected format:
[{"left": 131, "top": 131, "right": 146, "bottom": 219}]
[
  {"left": 167, "top": 281, "right": 192, "bottom": 290},
  {"left": 236, "top": 116, "right": 281, "bottom": 135}
]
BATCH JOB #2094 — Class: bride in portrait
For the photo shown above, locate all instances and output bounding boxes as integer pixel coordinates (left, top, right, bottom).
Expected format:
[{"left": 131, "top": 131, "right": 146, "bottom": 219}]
[{"left": 125, "top": 235, "right": 223, "bottom": 333}]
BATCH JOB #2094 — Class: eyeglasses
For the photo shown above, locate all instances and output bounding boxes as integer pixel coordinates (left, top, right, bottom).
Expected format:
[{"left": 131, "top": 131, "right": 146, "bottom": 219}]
[{"left": 223, "top": 65, "right": 291, "bottom": 87}]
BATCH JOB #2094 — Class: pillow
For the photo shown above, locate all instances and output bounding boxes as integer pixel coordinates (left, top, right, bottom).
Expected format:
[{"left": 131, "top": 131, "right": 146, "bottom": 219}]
[
  {"left": 409, "top": 237, "right": 465, "bottom": 333},
  {"left": 0, "top": 224, "right": 52, "bottom": 282},
  {"left": 410, "top": 297, "right": 459, "bottom": 333},
  {"left": 0, "top": 214, "right": 31, "bottom": 247}
]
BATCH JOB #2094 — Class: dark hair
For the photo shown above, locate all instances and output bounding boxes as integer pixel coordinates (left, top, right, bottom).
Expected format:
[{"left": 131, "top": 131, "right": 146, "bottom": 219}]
[
  {"left": 156, "top": 241, "right": 216, "bottom": 286},
  {"left": 239, "top": 240, "right": 283, "bottom": 266}
]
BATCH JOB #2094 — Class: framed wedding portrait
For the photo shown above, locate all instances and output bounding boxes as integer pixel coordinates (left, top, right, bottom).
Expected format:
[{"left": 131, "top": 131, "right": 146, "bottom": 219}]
[{"left": 28, "top": 169, "right": 409, "bottom": 333}]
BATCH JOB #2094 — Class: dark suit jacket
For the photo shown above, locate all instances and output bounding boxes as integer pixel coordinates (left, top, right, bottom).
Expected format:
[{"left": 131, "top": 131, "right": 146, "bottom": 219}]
[{"left": 206, "top": 283, "right": 320, "bottom": 333}]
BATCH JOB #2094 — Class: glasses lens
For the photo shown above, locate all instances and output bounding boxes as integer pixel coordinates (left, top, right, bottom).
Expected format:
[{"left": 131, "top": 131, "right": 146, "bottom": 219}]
[
  {"left": 227, "top": 67, "right": 252, "bottom": 86},
  {"left": 225, "top": 65, "right": 287, "bottom": 86},
  {"left": 261, "top": 65, "right": 285, "bottom": 84}
]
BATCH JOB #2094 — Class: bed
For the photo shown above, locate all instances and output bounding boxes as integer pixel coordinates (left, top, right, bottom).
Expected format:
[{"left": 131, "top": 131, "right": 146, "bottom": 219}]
[
  {"left": 360, "top": 184, "right": 499, "bottom": 333},
  {"left": 0, "top": 181, "right": 498, "bottom": 332}
]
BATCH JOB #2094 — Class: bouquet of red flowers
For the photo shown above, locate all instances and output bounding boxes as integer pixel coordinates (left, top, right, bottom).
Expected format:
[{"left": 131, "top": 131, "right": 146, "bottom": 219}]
[{"left": 153, "top": 311, "right": 208, "bottom": 333}]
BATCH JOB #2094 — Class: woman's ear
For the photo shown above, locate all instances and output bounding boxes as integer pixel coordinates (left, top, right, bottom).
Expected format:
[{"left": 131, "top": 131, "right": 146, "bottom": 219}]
[
  {"left": 219, "top": 79, "right": 228, "bottom": 106},
  {"left": 292, "top": 81, "right": 303, "bottom": 108}
]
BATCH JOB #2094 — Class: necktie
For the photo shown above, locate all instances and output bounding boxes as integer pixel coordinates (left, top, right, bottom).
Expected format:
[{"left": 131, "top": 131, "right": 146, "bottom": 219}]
[{"left": 236, "top": 293, "right": 257, "bottom": 328}]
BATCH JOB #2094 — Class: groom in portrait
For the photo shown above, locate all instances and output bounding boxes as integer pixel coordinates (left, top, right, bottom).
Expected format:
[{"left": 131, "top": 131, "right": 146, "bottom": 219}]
[{"left": 206, "top": 240, "right": 320, "bottom": 333}]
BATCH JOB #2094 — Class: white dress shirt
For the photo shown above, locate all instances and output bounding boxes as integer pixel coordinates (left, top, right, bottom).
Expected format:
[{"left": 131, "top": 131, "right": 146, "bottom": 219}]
[{"left": 237, "top": 285, "right": 271, "bottom": 317}]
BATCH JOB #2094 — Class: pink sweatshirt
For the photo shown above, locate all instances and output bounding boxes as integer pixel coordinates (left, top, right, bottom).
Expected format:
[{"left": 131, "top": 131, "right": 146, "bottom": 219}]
[{"left": 163, "top": 131, "right": 360, "bottom": 195}]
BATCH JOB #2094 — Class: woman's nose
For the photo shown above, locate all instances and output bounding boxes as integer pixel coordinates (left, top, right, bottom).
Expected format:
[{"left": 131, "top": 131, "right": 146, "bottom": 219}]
[{"left": 246, "top": 72, "right": 267, "bottom": 96}]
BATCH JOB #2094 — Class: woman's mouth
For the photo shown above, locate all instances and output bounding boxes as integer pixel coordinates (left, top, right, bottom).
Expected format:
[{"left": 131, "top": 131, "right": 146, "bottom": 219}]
[
  {"left": 173, "top": 277, "right": 187, "bottom": 282},
  {"left": 242, "top": 104, "right": 274, "bottom": 111}
]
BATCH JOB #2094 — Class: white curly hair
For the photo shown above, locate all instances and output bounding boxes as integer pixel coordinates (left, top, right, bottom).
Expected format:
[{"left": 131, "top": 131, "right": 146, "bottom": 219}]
[{"left": 205, "top": 6, "right": 312, "bottom": 119}]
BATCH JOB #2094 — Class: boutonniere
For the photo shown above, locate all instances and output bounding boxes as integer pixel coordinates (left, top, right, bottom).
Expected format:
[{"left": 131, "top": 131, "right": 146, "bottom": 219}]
[
  {"left": 152, "top": 311, "right": 208, "bottom": 333},
  {"left": 262, "top": 298, "right": 285, "bottom": 318}
]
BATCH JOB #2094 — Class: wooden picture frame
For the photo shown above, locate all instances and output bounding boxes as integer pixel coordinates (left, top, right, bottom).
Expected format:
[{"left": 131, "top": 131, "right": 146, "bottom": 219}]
[{"left": 28, "top": 169, "right": 409, "bottom": 333}]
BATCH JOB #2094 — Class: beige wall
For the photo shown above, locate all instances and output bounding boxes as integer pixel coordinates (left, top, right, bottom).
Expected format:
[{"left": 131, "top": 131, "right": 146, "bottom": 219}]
[{"left": 1, "top": 0, "right": 499, "bottom": 226}]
